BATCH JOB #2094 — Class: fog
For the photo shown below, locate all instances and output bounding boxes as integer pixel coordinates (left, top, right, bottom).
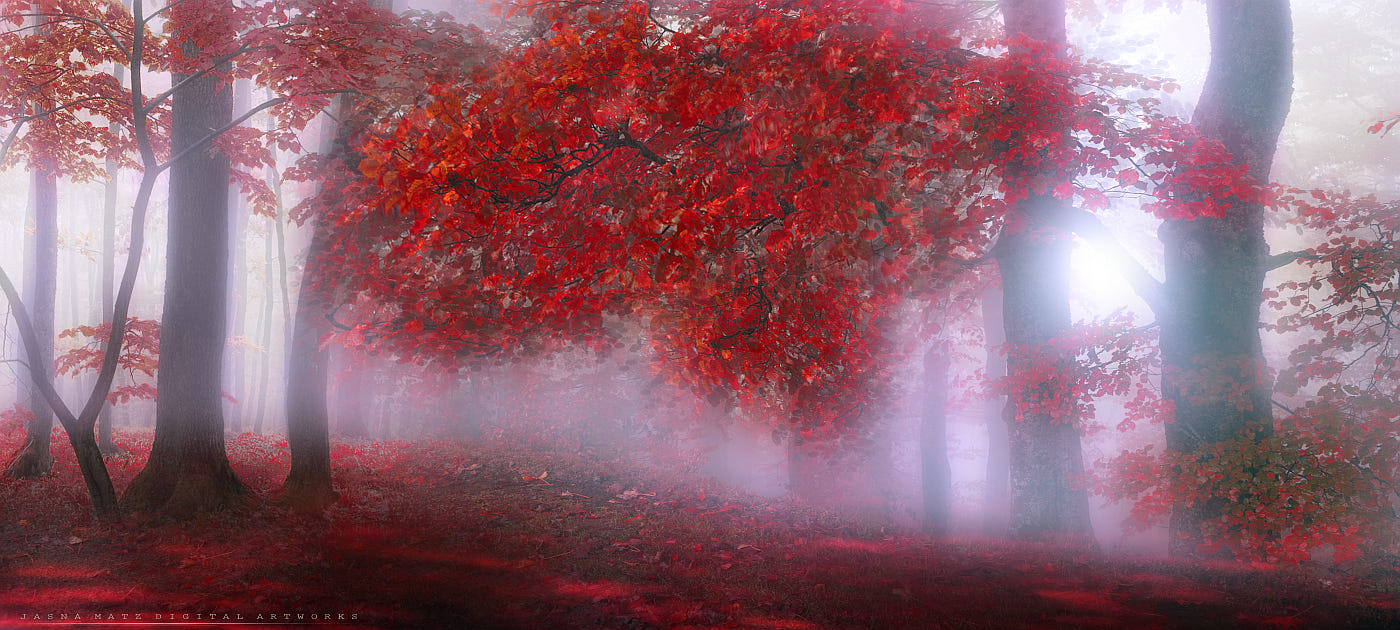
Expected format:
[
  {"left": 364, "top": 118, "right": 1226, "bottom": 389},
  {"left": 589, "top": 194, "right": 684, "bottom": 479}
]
[{"left": 2, "top": 0, "right": 1396, "bottom": 563}]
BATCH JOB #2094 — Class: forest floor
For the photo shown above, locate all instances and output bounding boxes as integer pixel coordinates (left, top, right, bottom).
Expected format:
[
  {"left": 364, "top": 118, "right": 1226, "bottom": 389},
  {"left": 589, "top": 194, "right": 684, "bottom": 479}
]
[{"left": 1, "top": 428, "right": 1400, "bottom": 629}]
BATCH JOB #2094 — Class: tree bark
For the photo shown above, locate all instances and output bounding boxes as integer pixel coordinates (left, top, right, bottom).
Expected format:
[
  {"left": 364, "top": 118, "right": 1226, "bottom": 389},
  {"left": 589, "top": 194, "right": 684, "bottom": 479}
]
[
  {"left": 920, "top": 345, "right": 952, "bottom": 535},
  {"left": 122, "top": 36, "right": 246, "bottom": 517},
  {"left": 995, "top": 0, "right": 1094, "bottom": 543},
  {"left": 996, "top": 197, "right": 1093, "bottom": 542},
  {"left": 278, "top": 0, "right": 395, "bottom": 504},
  {"left": 224, "top": 79, "right": 252, "bottom": 434},
  {"left": 97, "top": 52, "right": 126, "bottom": 457},
  {"left": 6, "top": 166, "right": 58, "bottom": 478},
  {"left": 253, "top": 216, "right": 275, "bottom": 435},
  {"left": 333, "top": 353, "right": 371, "bottom": 439},
  {"left": 981, "top": 286, "right": 1010, "bottom": 534},
  {"left": 281, "top": 213, "right": 340, "bottom": 510},
  {"left": 280, "top": 103, "right": 360, "bottom": 511},
  {"left": 1160, "top": 0, "right": 1292, "bottom": 556}
]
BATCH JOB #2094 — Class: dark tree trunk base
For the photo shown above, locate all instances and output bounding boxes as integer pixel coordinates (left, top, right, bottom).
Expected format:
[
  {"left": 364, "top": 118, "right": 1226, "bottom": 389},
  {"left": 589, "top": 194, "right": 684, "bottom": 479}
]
[
  {"left": 70, "top": 430, "right": 121, "bottom": 519},
  {"left": 99, "top": 444, "right": 130, "bottom": 458},
  {"left": 5, "top": 440, "right": 54, "bottom": 478},
  {"left": 279, "top": 472, "right": 339, "bottom": 513},
  {"left": 123, "top": 455, "right": 247, "bottom": 519}
]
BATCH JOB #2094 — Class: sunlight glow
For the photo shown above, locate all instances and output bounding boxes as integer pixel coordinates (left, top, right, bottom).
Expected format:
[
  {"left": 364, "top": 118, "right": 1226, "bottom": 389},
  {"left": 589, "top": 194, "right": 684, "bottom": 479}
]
[{"left": 1070, "top": 240, "right": 1138, "bottom": 316}]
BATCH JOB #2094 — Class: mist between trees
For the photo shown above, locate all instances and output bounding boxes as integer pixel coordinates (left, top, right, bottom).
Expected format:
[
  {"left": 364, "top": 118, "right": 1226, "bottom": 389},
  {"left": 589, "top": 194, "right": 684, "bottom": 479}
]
[{"left": 1, "top": 0, "right": 1399, "bottom": 569}]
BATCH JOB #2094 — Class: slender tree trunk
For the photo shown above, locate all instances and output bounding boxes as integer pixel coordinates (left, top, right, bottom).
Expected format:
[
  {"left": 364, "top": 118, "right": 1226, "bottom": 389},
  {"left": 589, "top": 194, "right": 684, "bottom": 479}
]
[
  {"left": 921, "top": 345, "right": 952, "bottom": 535},
  {"left": 122, "top": 35, "right": 246, "bottom": 517},
  {"left": 224, "top": 80, "right": 252, "bottom": 434},
  {"left": 994, "top": 0, "right": 1094, "bottom": 543},
  {"left": 281, "top": 102, "right": 359, "bottom": 511},
  {"left": 0, "top": 0, "right": 180, "bottom": 519},
  {"left": 982, "top": 286, "right": 1010, "bottom": 534},
  {"left": 98, "top": 176, "right": 120, "bottom": 454},
  {"left": 334, "top": 353, "right": 370, "bottom": 439},
  {"left": 282, "top": 215, "right": 339, "bottom": 509},
  {"left": 1161, "top": 0, "right": 1292, "bottom": 557},
  {"left": 253, "top": 221, "right": 275, "bottom": 434},
  {"left": 786, "top": 432, "right": 807, "bottom": 499},
  {"left": 6, "top": 167, "right": 58, "bottom": 478},
  {"left": 280, "top": 0, "right": 391, "bottom": 502},
  {"left": 254, "top": 104, "right": 286, "bottom": 436},
  {"left": 97, "top": 53, "right": 125, "bottom": 457}
]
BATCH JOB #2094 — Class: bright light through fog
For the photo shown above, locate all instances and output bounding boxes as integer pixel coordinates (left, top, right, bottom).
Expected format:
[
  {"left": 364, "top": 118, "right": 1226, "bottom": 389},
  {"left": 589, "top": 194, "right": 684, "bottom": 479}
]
[{"left": 1070, "top": 239, "right": 1137, "bottom": 318}]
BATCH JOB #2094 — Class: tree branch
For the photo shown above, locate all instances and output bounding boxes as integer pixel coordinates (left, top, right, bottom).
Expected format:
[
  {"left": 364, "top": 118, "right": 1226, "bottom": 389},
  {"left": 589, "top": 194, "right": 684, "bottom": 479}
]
[
  {"left": 0, "top": 268, "right": 79, "bottom": 431},
  {"left": 1266, "top": 250, "right": 1321, "bottom": 272}
]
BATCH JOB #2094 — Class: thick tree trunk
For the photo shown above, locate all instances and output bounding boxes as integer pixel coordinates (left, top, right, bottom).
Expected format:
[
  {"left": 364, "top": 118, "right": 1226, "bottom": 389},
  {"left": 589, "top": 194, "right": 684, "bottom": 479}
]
[
  {"left": 6, "top": 167, "right": 58, "bottom": 478},
  {"left": 995, "top": 0, "right": 1093, "bottom": 543},
  {"left": 122, "top": 44, "right": 246, "bottom": 517},
  {"left": 981, "top": 286, "right": 1010, "bottom": 534},
  {"left": 996, "top": 197, "right": 1094, "bottom": 542},
  {"left": 920, "top": 345, "right": 952, "bottom": 535},
  {"left": 1161, "top": 0, "right": 1292, "bottom": 557}
]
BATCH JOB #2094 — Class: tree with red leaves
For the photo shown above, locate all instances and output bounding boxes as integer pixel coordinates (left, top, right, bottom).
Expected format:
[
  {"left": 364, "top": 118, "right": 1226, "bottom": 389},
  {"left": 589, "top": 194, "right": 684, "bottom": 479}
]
[
  {"left": 323, "top": 0, "right": 1248, "bottom": 532},
  {"left": 2, "top": 0, "right": 133, "bottom": 479},
  {"left": 1, "top": 0, "right": 150, "bottom": 515},
  {"left": 0, "top": 0, "right": 484, "bottom": 517},
  {"left": 1072, "top": 0, "right": 1295, "bottom": 559},
  {"left": 279, "top": 1, "right": 492, "bottom": 511}
]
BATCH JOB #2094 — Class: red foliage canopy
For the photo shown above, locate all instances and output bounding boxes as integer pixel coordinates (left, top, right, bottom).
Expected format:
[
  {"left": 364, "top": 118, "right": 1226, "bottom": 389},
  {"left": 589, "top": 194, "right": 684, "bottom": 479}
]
[{"left": 315, "top": 0, "right": 1246, "bottom": 435}]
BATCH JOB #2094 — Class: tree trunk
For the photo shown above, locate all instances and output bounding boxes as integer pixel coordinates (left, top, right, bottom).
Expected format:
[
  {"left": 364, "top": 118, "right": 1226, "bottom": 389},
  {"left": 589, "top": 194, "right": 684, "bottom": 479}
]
[
  {"left": 279, "top": 0, "right": 391, "bottom": 500},
  {"left": 1161, "top": 0, "right": 1292, "bottom": 557},
  {"left": 334, "top": 355, "right": 371, "bottom": 439},
  {"left": 995, "top": 0, "right": 1093, "bottom": 543},
  {"left": 224, "top": 80, "right": 252, "bottom": 434},
  {"left": 996, "top": 197, "right": 1094, "bottom": 542},
  {"left": 69, "top": 422, "right": 119, "bottom": 512},
  {"left": 920, "top": 345, "right": 952, "bottom": 535},
  {"left": 982, "top": 286, "right": 1010, "bottom": 534},
  {"left": 122, "top": 39, "right": 246, "bottom": 517},
  {"left": 253, "top": 218, "right": 275, "bottom": 435},
  {"left": 281, "top": 215, "right": 339, "bottom": 510},
  {"left": 97, "top": 53, "right": 125, "bottom": 457},
  {"left": 6, "top": 166, "right": 58, "bottom": 478},
  {"left": 280, "top": 102, "right": 359, "bottom": 511},
  {"left": 786, "top": 432, "right": 807, "bottom": 499}
]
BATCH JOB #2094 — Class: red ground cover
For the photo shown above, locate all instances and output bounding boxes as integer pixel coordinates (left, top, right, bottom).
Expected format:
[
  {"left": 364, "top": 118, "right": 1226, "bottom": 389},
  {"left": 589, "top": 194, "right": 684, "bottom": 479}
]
[{"left": 2, "top": 428, "right": 1398, "bottom": 629}]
